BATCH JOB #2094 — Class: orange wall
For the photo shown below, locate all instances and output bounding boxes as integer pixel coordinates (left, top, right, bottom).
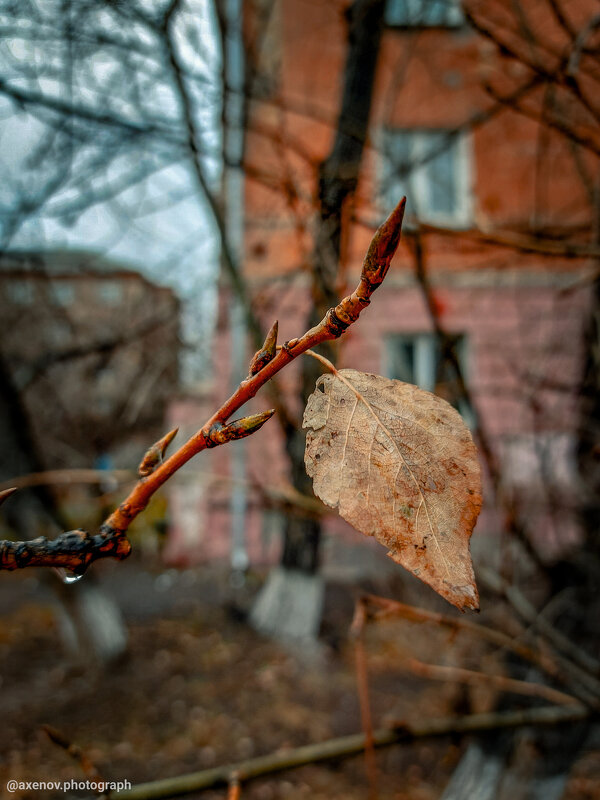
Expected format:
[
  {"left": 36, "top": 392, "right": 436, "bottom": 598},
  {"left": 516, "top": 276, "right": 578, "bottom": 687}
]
[{"left": 243, "top": 0, "right": 598, "bottom": 280}]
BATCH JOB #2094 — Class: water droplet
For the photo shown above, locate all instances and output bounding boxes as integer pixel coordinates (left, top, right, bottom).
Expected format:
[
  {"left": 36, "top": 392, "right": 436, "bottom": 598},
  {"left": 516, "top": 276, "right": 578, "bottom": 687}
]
[
  {"left": 63, "top": 572, "right": 84, "bottom": 584},
  {"left": 53, "top": 567, "right": 85, "bottom": 584}
]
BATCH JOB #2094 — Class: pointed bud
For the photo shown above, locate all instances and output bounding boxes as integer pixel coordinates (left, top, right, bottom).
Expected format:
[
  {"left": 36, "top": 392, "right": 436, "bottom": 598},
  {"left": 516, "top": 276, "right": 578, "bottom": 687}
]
[
  {"left": 228, "top": 409, "right": 275, "bottom": 438},
  {"left": 138, "top": 428, "right": 179, "bottom": 477},
  {"left": 207, "top": 409, "right": 275, "bottom": 447},
  {"left": 0, "top": 487, "right": 17, "bottom": 507},
  {"left": 361, "top": 197, "right": 406, "bottom": 287},
  {"left": 249, "top": 320, "right": 278, "bottom": 375}
]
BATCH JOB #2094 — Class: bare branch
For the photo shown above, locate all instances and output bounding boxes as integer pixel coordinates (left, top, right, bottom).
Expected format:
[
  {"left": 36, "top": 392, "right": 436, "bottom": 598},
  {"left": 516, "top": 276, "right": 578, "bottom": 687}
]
[
  {"left": 414, "top": 221, "right": 600, "bottom": 259},
  {"left": 0, "top": 469, "right": 131, "bottom": 492},
  {"left": 405, "top": 657, "right": 580, "bottom": 707},
  {"left": 111, "top": 705, "right": 589, "bottom": 800},
  {"left": 480, "top": 567, "right": 600, "bottom": 681},
  {"left": 351, "top": 600, "right": 378, "bottom": 800},
  {"left": 0, "top": 199, "right": 405, "bottom": 574},
  {"left": 0, "top": 527, "right": 131, "bottom": 574},
  {"left": 42, "top": 725, "right": 103, "bottom": 787}
]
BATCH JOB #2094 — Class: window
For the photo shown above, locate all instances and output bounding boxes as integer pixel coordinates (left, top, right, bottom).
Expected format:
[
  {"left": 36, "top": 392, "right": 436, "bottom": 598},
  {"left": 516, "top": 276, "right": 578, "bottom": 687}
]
[
  {"left": 385, "top": 332, "right": 474, "bottom": 424},
  {"left": 49, "top": 281, "right": 75, "bottom": 306},
  {"left": 379, "top": 128, "right": 472, "bottom": 227},
  {"left": 385, "top": 0, "right": 464, "bottom": 28}
]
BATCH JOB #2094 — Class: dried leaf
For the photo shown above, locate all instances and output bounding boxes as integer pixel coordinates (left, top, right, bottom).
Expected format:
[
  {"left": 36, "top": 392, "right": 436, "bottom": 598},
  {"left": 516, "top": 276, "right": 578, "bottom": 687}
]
[{"left": 303, "top": 369, "right": 482, "bottom": 611}]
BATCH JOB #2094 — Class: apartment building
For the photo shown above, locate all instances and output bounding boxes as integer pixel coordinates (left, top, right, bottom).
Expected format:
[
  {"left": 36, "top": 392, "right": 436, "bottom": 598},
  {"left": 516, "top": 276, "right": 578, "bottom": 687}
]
[{"left": 167, "top": 0, "right": 597, "bottom": 571}]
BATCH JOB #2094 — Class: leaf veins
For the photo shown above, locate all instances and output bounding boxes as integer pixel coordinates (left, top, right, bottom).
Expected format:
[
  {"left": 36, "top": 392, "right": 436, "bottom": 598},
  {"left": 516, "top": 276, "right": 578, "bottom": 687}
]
[{"left": 303, "top": 369, "right": 482, "bottom": 611}]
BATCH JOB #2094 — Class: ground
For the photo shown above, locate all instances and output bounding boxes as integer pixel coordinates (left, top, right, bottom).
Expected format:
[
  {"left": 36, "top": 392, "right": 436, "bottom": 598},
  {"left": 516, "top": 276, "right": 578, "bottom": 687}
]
[{"left": 0, "top": 559, "right": 598, "bottom": 800}]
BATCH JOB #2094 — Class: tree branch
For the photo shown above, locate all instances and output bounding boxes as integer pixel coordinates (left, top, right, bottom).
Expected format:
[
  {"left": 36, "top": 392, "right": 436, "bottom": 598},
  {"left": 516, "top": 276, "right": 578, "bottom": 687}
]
[
  {"left": 0, "top": 199, "right": 405, "bottom": 574},
  {"left": 479, "top": 567, "right": 600, "bottom": 680},
  {"left": 109, "top": 704, "right": 590, "bottom": 800},
  {"left": 405, "top": 657, "right": 579, "bottom": 707}
]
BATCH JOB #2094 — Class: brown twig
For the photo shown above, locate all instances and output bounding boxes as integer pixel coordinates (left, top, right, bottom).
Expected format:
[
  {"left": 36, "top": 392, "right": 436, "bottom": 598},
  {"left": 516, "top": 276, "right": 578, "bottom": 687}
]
[
  {"left": 0, "top": 470, "right": 133, "bottom": 492},
  {"left": 351, "top": 599, "right": 378, "bottom": 800},
  {"left": 110, "top": 705, "right": 590, "bottom": 800},
  {"left": 473, "top": 573, "right": 600, "bottom": 710},
  {"left": 405, "top": 657, "right": 580, "bottom": 706},
  {"left": 0, "top": 199, "right": 405, "bottom": 574},
  {"left": 479, "top": 567, "right": 600, "bottom": 681},
  {"left": 360, "top": 593, "right": 559, "bottom": 676},
  {"left": 42, "top": 725, "right": 103, "bottom": 785},
  {"left": 360, "top": 593, "right": 600, "bottom": 707},
  {"left": 0, "top": 527, "right": 133, "bottom": 574},
  {"left": 226, "top": 775, "right": 240, "bottom": 800},
  {"left": 416, "top": 221, "right": 600, "bottom": 260},
  {"left": 409, "top": 229, "right": 547, "bottom": 574}
]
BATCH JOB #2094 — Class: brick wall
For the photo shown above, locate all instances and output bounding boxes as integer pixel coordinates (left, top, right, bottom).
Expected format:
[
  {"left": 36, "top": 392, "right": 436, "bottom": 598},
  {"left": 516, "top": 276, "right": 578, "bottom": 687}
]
[{"left": 166, "top": 0, "right": 597, "bottom": 572}]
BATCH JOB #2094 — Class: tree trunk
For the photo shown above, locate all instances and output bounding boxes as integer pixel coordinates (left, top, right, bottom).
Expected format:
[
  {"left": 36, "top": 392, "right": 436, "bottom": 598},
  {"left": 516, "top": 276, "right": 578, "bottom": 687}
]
[
  {"left": 281, "top": 0, "right": 386, "bottom": 572},
  {"left": 282, "top": 0, "right": 386, "bottom": 574},
  {"left": 251, "top": 0, "right": 386, "bottom": 641}
]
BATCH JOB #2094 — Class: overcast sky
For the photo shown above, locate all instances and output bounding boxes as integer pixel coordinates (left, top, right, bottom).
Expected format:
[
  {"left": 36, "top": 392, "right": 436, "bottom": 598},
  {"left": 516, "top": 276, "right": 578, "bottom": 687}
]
[{"left": 0, "top": 0, "right": 222, "bottom": 382}]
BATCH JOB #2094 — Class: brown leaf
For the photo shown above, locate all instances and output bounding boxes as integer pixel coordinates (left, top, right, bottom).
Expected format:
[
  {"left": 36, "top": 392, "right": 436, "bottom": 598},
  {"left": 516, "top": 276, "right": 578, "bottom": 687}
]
[{"left": 303, "top": 369, "right": 482, "bottom": 611}]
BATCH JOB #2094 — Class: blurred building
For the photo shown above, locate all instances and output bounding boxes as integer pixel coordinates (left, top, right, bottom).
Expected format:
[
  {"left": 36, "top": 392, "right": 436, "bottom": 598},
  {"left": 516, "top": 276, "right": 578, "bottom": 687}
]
[
  {"left": 0, "top": 250, "right": 180, "bottom": 481},
  {"left": 168, "top": 0, "right": 596, "bottom": 571}
]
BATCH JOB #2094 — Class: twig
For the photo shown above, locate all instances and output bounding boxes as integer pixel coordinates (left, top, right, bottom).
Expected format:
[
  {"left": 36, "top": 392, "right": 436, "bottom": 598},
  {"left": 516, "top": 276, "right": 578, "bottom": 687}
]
[
  {"left": 43, "top": 725, "right": 103, "bottom": 785},
  {"left": 226, "top": 775, "right": 240, "bottom": 800},
  {"left": 351, "top": 599, "right": 378, "bottom": 800},
  {"left": 405, "top": 657, "right": 580, "bottom": 707},
  {"left": 0, "top": 199, "right": 406, "bottom": 574},
  {"left": 479, "top": 567, "right": 600, "bottom": 679},
  {"left": 0, "top": 470, "right": 133, "bottom": 492},
  {"left": 359, "top": 593, "right": 600, "bottom": 708},
  {"left": 0, "top": 528, "right": 132, "bottom": 573},
  {"left": 108, "top": 705, "right": 590, "bottom": 800},
  {"left": 415, "top": 221, "right": 600, "bottom": 260},
  {"left": 478, "top": 569, "right": 600, "bottom": 708},
  {"left": 410, "top": 229, "right": 547, "bottom": 573},
  {"left": 2, "top": 466, "right": 325, "bottom": 520},
  {"left": 360, "top": 593, "right": 566, "bottom": 678}
]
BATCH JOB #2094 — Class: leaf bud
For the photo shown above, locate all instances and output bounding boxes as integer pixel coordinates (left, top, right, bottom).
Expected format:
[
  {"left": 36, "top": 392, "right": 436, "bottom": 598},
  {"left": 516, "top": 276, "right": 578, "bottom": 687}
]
[
  {"left": 249, "top": 320, "right": 278, "bottom": 375},
  {"left": 138, "top": 428, "right": 178, "bottom": 477}
]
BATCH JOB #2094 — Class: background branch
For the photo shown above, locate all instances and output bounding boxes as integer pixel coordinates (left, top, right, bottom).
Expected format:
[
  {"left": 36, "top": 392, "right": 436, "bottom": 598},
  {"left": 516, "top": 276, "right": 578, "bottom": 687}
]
[{"left": 110, "top": 705, "right": 591, "bottom": 800}]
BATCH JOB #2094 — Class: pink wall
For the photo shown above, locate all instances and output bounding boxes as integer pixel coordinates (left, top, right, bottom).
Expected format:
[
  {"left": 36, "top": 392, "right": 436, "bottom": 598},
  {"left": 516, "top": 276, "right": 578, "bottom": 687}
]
[
  {"left": 165, "top": 0, "right": 597, "bottom": 571},
  {"left": 166, "top": 273, "right": 592, "bottom": 568}
]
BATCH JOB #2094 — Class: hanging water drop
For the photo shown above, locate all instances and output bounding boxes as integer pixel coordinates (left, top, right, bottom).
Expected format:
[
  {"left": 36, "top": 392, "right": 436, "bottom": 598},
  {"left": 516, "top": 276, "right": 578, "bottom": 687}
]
[
  {"left": 63, "top": 571, "right": 84, "bottom": 584},
  {"left": 53, "top": 567, "right": 85, "bottom": 584}
]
